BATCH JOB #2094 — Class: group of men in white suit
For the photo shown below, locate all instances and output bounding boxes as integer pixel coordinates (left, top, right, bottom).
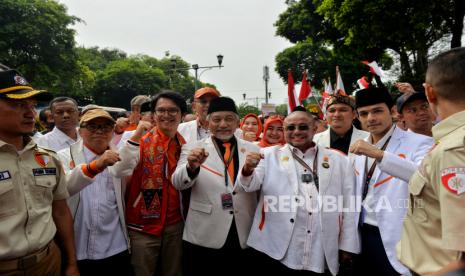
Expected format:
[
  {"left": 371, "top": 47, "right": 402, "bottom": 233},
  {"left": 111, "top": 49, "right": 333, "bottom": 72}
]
[
  {"left": 56, "top": 82, "right": 434, "bottom": 275},
  {"left": 169, "top": 84, "right": 434, "bottom": 275}
]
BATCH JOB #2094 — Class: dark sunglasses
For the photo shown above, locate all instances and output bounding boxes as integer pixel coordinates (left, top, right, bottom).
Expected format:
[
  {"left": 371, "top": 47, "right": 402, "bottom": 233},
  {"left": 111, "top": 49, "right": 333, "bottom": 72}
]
[{"left": 285, "top": 124, "right": 310, "bottom": 131}]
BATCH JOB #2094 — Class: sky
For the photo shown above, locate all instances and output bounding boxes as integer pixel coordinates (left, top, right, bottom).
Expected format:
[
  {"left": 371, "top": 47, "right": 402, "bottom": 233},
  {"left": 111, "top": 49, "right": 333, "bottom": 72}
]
[{"left": 58, "top": 0, "right": 293, "bottom": 108}]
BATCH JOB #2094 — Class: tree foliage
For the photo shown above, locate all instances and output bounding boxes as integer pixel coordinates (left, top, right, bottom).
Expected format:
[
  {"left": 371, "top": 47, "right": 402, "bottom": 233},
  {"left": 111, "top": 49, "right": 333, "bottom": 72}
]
[
  {"left": 274, "top": 0, "right": 464, "bottom": 89},
  {"left": 0, "top": 0, "right": 214, "bottom": 107},
  {"left": 0, "top": 0, "right": 80, "bottom": 93},
  {"left": 237, "top": 103, "right": 261, "bottom": 118}
]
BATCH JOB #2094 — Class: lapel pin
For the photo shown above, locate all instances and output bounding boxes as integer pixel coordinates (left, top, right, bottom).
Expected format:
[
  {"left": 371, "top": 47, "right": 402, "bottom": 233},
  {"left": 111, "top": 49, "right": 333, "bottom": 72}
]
[
  {"left": 282, "top": 156, "right": 289, "bottom": 162},
  {"left": 322, "top": 156, "right": 330, "bottom": 168}
]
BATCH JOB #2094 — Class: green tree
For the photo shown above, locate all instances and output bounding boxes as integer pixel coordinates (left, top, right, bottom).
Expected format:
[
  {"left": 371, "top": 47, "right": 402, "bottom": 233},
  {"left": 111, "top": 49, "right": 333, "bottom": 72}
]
[
  {"left": 0, "top": 0, "right": 80, "bottom": 93},
  {"left": 275, "top": 0, "right": 462, "bottom": 88},
  {"left": 275, "top": 103, "right": 289, "bottom": 116},
  {"left": 237, "top": 103, "right": 261, "bottom": 118},
  {"left": 93, "top": 58, "right": 167, "bottom": 109}
]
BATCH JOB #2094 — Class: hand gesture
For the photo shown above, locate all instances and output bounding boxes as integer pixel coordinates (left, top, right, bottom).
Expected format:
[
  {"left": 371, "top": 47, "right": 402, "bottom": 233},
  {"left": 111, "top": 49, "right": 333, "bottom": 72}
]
[
  {"left": 395, "top": 82, "right": 415, "bottom": 94},
  {"left": 243, "top": 132, "right": 257, "bottom": 142},
  {"left": 95, "top": 150, "right": 121, "bottom": 170},
  {"left": 349, "top": 139, "right": 384, "bottom": 160},
  {"left": 114, "top": 117, "right": 129, "bottom": 133},
  {"left": 130, "top": 121, "right": 152, "bottom": 142},
  {"left": 243, "top": 152, "right": 264, "bottom": 175},
  {"left": 187, "top": 148, "right": 209, "bottom": 171}
]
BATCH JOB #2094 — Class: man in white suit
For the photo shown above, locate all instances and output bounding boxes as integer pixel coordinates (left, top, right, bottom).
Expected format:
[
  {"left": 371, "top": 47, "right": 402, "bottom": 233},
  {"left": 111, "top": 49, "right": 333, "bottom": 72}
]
[
  {"left": 349, "top": 87, "right": 434, "bottom": 275},
  {"left": 172, "top": 97, "right": 259, "bottom": 276},
  {"left": 237, "top": 107, "right": 360, "bottom": 276},
  {"left": 177, "top": 87, "right": 220, "bottom": 143},
  {"left": 313, "top": 94, "right": 368, "bottom": 155}
]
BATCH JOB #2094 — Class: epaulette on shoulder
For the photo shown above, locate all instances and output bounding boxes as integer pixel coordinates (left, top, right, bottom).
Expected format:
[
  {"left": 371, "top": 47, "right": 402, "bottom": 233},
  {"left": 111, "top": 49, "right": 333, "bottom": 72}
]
[
  {"left": 35, "top": 146, "right": 57, "bottom": 155},
  {"left": 325, "top": 147, "right": 347, "bottom": 156}
]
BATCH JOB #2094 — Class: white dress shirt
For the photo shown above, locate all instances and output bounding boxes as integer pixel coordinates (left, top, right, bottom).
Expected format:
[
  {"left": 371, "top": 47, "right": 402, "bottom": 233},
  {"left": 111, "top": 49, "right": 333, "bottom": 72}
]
[
  {"left": 36, "top": 126, "right": 80, "bottom": 152},
  {"left": 363, "top": 125, "right": 396, "bottom": 226},
  {"left": 74, "top": 147, "right": 127, "bottom": 260},
  {"left": 280, "top": 145, "right": 326, "bottom": 273}
]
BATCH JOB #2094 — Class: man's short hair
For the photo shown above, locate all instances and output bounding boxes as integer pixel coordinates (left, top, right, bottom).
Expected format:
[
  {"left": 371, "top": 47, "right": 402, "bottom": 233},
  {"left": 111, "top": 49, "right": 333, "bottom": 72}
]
[
  {"left": 151, "top": 90, "right": 187, "bottom": 115},
  {"left": 49, "top": 97, "right": 78, "bottom": 111},
  {"left": 39, "top": 107, "right": 50, "bottom": 123},
  {"left": 426, "top": 47, "right": 465, "bottom": 102}
]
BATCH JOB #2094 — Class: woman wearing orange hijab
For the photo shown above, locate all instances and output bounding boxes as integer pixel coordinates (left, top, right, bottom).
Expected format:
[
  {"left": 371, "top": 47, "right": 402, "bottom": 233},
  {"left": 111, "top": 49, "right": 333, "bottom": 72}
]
[
  {"left": 240, "top": 113, "right": 263, "bottom": 142},
  {"left": 258, "top": 116, "right": 285, "bottom": 147}
]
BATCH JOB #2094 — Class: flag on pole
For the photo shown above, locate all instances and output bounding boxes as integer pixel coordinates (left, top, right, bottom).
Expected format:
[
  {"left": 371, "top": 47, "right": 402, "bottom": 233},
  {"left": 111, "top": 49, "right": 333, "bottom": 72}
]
[
  {"left": 335, "top": 66, "right": 347, "bottom": 96},
  {"left": 361, "top": 60, "right": 384, "bottom": 77},
  {"left": 287, "top": 69, "right": 297, "bottom": 113},
  {"left": 357, "top": 76, "right": 370, "bottom": 89},
  {"left": 298, "top": 70, "right": 311, "bottom": 104}
]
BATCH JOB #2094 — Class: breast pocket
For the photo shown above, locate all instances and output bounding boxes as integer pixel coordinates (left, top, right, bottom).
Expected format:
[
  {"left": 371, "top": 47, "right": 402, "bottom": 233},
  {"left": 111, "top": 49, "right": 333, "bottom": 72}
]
[
  {"left": 0, "top": 179, "right": 18, "bottom": 218},
  {"left": 33, "top": 175, "right": 56, "bottom": 209},
  {"left": 408, "top": 176, "right": 427, "bottom": 223}
]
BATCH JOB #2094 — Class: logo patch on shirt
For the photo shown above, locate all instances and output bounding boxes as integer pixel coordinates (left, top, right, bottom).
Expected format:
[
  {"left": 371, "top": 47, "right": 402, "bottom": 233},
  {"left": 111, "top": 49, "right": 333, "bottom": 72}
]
[
  {"left": 0, "top": 171, "right": 11, "bottom": 181},
  {"left": 32, "top": 168, "right": 57, "bottom": 176},
  {"left": 441, "top": 167, "right": 465, "bottom": 195},
  {"left": 34, "top": 152, "right": 50, "bottom": 168}
]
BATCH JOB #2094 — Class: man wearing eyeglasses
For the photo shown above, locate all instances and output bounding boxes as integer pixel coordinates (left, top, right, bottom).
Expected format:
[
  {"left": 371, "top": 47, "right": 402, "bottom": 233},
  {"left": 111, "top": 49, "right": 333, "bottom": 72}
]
[
  {"left": 396, "top": 92, "right": 434, "bottom": 137},
  {"left": 172, "top": 97, "right": 259, "bottom": 275},
  {"left": 36, "top": 97, "right": 81, "bottom": 152},
  {"left": 398, "top": 47, "right": 465, "bottom": 275},
  {"left": 349, "top": 87, "right": 434, "bottom": 275},
  {"left": 237, "top": 106, "right": 359, "bottom": 275},
  {"left": 112, "top": 91, "right": 187, "bottom": 276},
  {"left": 57, "top": 108, "right": 132, "bottom": 275},
  {"left": 177, "top": 87, "right": 220, "bottom": 143}
]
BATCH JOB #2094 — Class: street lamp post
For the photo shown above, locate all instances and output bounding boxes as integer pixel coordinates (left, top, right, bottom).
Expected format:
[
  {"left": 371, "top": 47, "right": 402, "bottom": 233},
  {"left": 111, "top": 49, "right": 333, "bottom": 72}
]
[
  {"left": 242, "top": 93, "right": 268, "bottom": 109},
  {"left": 171, "top": 54, "right": 224, "bottom": 92}
]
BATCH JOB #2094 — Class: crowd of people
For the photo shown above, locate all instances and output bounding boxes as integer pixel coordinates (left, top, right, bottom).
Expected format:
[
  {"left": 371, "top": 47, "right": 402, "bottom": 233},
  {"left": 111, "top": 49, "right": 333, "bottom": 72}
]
[{"left": 0, "top": 47, "right": 465, "bottom": 276}]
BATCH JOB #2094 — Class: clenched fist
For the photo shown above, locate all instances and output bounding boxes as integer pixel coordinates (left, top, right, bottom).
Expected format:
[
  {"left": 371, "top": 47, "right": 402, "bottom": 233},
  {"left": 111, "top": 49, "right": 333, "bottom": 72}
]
[
  {"left": 349, "top": 139, "right": 384, "bottom": 161},
  {"left": 130, "top": 121, "right": 152, "bottom": 142},
  {"left": 243, "top": 132, "right": 257, "bottom": 142},
  {"left": 187, "top": 148, "right": 209, "bottom": 172},
  {"left": 96, "top": 150, "right": 121, "bottom": 170},
  {"left": 242, "top": 152, "right": 264, "bottom": 176}
]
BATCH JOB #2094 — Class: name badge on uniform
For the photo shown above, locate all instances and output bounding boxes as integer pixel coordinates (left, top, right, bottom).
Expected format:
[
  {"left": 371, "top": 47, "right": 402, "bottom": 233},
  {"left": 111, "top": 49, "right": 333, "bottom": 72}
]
[
  {"left": 221, "top": 193, "right": 233, "bottom": 210},
  {"left": 301, "top": 173, "right": 313, "bottom": 183},
  {"left": 32, "top": 168, "right": 57, "bottom": 176},
  {"left": 0, "top": 171, "right": 11, "bottom": 181}
]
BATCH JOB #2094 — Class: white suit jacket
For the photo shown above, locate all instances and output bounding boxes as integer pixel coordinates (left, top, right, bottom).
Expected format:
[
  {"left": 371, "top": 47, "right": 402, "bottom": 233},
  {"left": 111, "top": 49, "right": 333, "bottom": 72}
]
[
  {"left": 238, "top": 144, "right": 360, "bottom": 275},
  {"left": 351, "top": 127, "right": 434, "bottom": 275},
  {"left": 313, "top": 127, "right": 369, "bottom": 157},
  {"left": 57, "top": 140, "right": 130, "bottom": 248},
  {"left": 171, "top": 137, "right": 259, "bottom": 249}
]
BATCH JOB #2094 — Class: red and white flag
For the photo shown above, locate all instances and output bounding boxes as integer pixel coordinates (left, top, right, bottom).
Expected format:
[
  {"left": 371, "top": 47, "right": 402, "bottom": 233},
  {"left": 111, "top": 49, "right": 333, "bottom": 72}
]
[
  {"left": 298, "top": 70, "right": 312, "bottom": 104},
  {"left": 357, "top": 76, "right": 370, "bottom": 89},
  {"left": 335, "top": 66, "right": 347, "bottom": 96},
  {"left": 287, "top": 69, "right": 297, "bottom": 113},
  {"left": 361, "top": 60, "right": 384, "bottom": 77}
]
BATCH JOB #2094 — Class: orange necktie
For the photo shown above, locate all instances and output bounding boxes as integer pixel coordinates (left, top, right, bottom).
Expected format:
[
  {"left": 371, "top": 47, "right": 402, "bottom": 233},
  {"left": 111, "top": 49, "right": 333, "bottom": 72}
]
[{"left": 223, "top": 142, "right": 235, "bottom": 185}]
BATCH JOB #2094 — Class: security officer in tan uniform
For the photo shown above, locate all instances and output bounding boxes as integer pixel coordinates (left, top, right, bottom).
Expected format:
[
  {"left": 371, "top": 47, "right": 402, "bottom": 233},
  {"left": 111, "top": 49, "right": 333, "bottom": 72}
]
[
  {"left": 0, "top": 68, "right": 79, "bottom": 275},
  {"left": 398, "top": 47, "right": 465, "bottom": 275}
]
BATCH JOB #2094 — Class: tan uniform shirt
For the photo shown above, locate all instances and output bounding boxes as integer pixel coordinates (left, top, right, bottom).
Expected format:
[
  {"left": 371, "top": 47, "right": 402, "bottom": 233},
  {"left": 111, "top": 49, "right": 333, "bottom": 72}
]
[
  {"left": 0, "top": 138, "right": 69, "bottom": 260},
  {"left": 397, "top": 110, "right": 465, "bottom": 274}
]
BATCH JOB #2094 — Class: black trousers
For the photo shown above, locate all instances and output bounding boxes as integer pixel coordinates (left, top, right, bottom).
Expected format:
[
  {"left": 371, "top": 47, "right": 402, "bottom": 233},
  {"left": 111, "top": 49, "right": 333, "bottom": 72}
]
[
  {"left": 183, "top": 221, "right": 259, "bottom": 276},
  {"left": 354, "top": 224, "right": 400, "bottom": 276},
  {"left": 77, "top": 250, "right": 133, "bottom": 276}
]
